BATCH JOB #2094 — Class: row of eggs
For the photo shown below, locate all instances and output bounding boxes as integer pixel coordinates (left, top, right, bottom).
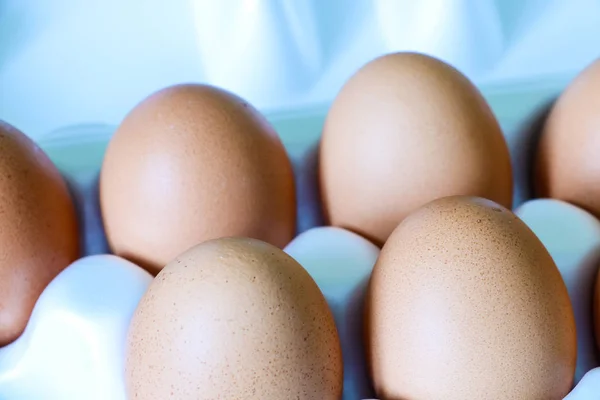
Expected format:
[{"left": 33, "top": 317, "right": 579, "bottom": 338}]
[{"left": 0, "top": 52, "right": 599, "bottom": 399}]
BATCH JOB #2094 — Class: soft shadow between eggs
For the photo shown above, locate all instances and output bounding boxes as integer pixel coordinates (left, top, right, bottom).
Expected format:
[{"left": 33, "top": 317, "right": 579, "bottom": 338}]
[
  {"left": 343, "top": 275, "right": 377, "bottom": 399},
  {"left": 63, "top": 170, "right": 110, "bottom": 257},
  {"left": 511, "top": 98, "right": 556, "bottom": 208},
  {"left": 294, "top": 140, "right": 325, "bottom": 234},
  {"left": 571, "top": 245, "right": 600, "bottom": 383},
  {"left": 63, "top": 173, "right": 85, "bottom": 258}
]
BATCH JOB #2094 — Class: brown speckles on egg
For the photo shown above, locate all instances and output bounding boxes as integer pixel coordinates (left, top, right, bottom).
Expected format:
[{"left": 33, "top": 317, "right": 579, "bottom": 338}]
[
  {"left": 125, "top": 237, "right": 342, "bottom": 399},
  {"left": 366, "top": 196, "right": 576, "bottom": 399},
  {"left": 0, "top": 120, "right": 80, "bottom": 346}
]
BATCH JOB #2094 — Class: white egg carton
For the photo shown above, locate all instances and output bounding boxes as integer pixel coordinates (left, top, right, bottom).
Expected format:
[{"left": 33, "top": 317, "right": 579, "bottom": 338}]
[
  {"left": 2, "top": 1, "right": 600, "bottom": 398},
  {"left": 1, "top": 73, "right": 599, "bottom": 399},
  {"left": 2, "top": 0, "right": 600, "bottom": 141}
]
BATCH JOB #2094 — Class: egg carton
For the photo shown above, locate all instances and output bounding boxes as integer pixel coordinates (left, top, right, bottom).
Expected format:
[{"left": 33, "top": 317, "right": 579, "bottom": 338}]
[
  {"left": 1, "top": 0, "right": 600, "bottom": 140},
  {"left": 0, "top": 71, "right": 596, "bottom": 399},
  {"left": 1, "top": 2, "right": 600, "bottom": 399}
]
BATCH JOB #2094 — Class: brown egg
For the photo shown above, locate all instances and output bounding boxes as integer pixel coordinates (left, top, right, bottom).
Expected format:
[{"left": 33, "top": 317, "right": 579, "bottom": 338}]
[
  {"left": 319, "top": 52, "right": 512, "bottom": 246},
  {"left": 100, "top": 84, "right": 296, "bottom": 274},
  {"left": 366, "top": 196, "right": 576, "bottom": 399},
  {"left": 535, "top": 58, "right": 600, "bottom": 218},
  {"left": 125, "top": 237, "right": 343, "bottom": 399},
  {"left": 0, "top": 120, "right": 80, "bottom": 346}
]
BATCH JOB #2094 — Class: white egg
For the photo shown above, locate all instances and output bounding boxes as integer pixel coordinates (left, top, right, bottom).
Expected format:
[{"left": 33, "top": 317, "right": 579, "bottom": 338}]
[
  {"left": 515, "top": 198, "right": 600, "bottom": 383},
  {"left": 564, "top": 367, "right": 600, "bottom": 399},
  {"left": 0, "top": 254, "right": 152, "bottom": 400},
  {"left": 284, "top": 226, "right": 378, "bottom": 399}
]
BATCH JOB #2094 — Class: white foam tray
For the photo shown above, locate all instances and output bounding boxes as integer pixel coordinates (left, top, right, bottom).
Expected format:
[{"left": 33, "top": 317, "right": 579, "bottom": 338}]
[
  {"left": 1, "top": 0, "right": 600, "bottom": 140},
  {"left": 1, "top": 1, "right": 600, "bottom": 398}
]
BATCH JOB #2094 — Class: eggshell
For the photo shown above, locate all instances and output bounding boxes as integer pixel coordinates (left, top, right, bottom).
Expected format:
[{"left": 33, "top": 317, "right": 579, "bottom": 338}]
[
  {"left": 100, "top": 84, "right": 296, "bottom": 274},
  {"left": 534, "top": 58, "right": 600, "bottom": 218},
  {"left": 515, "top": 198, "right": 600, "bottom": 382},
  {"left": 319, "top": 52, "right": 512, "bottom": 245},
  {"left": 564, "top": 368, "right": 600, "bottom": 400},
  {"left": 284, "top": 226, "right": 378, "bottom": 399},
  {"left": 366, "top": 196, "right": 576, "bottom": 399},
  {"left": 0, "top": 120, "right": 80, "bottom": 346},
  {"left": 0, "top": 255, "right": 152, "bottom": 400},
  {"left": 125, "top": 237, "right": 343, "bottom": 399}
]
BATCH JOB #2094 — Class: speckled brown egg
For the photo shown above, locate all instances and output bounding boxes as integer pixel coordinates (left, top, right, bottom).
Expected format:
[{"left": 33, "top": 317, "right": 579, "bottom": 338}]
[
  {"left": 0, "top": 120, "right": 79, "bottom": 346},
  {"left": 319, "top": 52, "right": 513, "bottom": 246},
  {"left": 366, "top": 196, "right": 576, "bottom": 399},
  {"left": 125, "top": 237, "right": 343, "bottom": 399},
  {"left": 535, "top": 58, "right": 600, "bottom": 218},
  {"left": 100, "top": 84, "right": 296, "bottom": 274}
]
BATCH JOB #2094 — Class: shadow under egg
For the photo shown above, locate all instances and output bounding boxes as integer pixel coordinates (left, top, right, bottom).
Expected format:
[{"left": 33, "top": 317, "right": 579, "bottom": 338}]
[
  {"left": 294, "top": 140, "right": 325, "bottom": 235},
  {"left": 342, "top": 275, "right": 376, "bottom": 399},
  {"left": 62, "top": 170, "right": 110, "bottom": 257},
  {"left": 510, "top": 98, "right": 556, "bottom": 209}
]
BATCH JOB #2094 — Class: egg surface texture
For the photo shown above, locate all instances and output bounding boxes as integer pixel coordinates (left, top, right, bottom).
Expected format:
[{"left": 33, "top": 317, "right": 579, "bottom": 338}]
[
  {"left": 319, "top": 52, "right": 512, "bottom": 245},
  {"left": 100, "top": 84, "right": 296, "bottom": 274},
  {"left": 366, "top": 196, "right": 576, "bottom": 400},
  {"left": 535, "top": 58, "right": 600, "bottom": 218},
  {"left": 125, "top": 237, "right": 343, "bottom": 399},
  {"left": 0, "top": 120, "right": 79, "bottom": 346}
]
